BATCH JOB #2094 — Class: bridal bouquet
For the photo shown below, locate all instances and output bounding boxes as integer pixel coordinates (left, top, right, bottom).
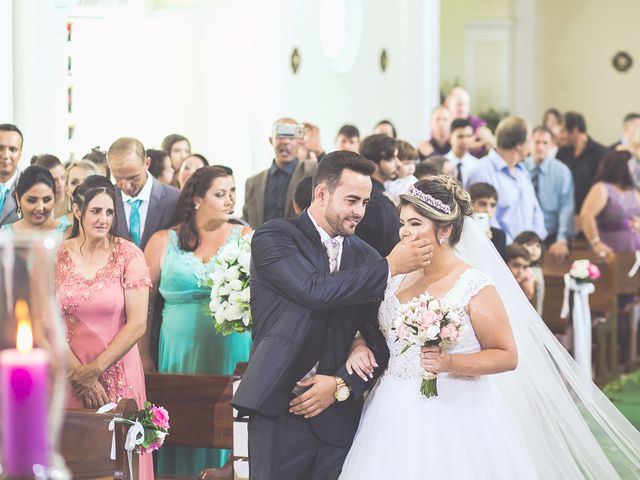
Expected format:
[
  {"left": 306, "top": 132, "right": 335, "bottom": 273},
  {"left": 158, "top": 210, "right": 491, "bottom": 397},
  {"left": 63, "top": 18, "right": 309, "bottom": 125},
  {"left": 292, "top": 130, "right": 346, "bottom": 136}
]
[
  {"left": 111, "top": 401, "right": 170, "bottom": 455},
  {"left": 203, "top": 233, "right": 252, "bottom": 335},
  {"left": 569, "top": 259, "right": 601, "bottom": 284},
  {"left": 394, "top": 294, "right": 464, "bottom": 397}
]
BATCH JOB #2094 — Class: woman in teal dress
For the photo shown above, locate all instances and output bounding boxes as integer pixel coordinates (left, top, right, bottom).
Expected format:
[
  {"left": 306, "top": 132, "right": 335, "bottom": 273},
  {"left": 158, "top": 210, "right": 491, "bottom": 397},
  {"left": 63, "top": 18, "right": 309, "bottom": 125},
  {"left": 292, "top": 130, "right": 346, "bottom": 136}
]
[
  {"left": 143, "top": 166, "right": 252, "bottom": 476},
  {"left": 0, "top": 165, "right": 69, "bottom": 236}
]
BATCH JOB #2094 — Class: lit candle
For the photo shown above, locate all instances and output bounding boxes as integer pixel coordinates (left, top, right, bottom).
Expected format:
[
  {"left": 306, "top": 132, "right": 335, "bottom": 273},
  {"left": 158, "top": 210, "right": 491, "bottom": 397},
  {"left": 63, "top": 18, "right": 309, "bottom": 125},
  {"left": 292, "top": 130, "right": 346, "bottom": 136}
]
[{"left": 0, "top": 300, "right": 50, "bottom": 476}]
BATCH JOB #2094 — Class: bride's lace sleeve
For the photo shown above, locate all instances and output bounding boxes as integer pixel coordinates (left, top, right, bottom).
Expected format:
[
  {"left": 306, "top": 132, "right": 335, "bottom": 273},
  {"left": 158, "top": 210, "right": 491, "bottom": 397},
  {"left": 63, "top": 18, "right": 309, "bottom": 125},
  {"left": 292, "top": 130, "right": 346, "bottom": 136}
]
[
  {"left": 120, "top": 240, "right": 152, "bottom": 290},
  {"left": 460, "top": 269, "right": 495, "bottom": 309}
]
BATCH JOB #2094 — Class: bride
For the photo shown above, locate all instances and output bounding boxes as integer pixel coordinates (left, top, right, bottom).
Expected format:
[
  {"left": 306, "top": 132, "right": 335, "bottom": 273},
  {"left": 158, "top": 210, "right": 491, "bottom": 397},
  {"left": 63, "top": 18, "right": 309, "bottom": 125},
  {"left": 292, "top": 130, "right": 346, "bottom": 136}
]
[{"left": 339, "top": 176, "right": 640, "bottom": 479}]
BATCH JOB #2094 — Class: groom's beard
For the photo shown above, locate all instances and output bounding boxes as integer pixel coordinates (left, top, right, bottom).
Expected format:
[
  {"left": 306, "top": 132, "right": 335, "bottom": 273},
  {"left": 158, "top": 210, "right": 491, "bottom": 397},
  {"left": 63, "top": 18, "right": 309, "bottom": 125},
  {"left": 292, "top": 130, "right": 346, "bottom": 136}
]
[{"left": 325, "top": 205, "right": 362, "bottom": 237}]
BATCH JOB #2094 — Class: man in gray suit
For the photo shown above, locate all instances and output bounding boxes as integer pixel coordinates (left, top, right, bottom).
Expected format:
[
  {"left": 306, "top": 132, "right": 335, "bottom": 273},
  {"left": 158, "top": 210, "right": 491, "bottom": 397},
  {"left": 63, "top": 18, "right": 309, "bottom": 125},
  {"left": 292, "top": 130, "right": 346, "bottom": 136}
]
[
  {"left": 0, "top": 124, "right": 24, "bottom": 226},
  {"left": 107, "top": 138, "right": 181, "bottom": 369},
  {"left": 243, "top": 117, "right": 317, "bottom": 228}
]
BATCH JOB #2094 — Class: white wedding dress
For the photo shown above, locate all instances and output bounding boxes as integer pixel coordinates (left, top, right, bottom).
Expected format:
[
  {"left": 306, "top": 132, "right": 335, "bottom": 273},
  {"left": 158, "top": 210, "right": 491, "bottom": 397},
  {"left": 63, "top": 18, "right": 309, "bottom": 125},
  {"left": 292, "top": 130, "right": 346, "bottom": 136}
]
[
  {"left": 340, "top": 269, "right": 538, "bottom": 479},
  {"left": 340, "top": 218, "right": 640, "bottom": 479}
]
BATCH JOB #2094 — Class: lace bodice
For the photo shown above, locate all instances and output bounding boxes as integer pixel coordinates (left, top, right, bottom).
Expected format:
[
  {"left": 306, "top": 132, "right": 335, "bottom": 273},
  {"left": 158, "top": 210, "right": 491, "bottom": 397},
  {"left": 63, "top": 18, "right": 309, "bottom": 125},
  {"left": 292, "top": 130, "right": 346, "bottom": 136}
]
[{"left": 379, "top": 268, "right": 494, "bottom": 380}]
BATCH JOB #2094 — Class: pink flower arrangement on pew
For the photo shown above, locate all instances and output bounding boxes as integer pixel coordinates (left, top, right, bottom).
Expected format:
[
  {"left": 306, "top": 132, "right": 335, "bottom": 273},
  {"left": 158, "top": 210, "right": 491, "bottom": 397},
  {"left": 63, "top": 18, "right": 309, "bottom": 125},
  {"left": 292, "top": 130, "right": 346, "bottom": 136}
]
[
  {"left": 569, "top": 259, "right": 601, "bottom": 285},
  {"left": 113, "top": 401, "right": 170, "bottom": 455}
]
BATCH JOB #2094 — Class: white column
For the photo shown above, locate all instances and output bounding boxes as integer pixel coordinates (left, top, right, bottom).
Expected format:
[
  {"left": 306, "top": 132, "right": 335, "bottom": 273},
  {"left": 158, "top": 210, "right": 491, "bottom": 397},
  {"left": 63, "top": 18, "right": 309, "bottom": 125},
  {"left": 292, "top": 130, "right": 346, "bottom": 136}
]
[
  {"left": 513, "top": 0, "right": 537, "bottom": 121},
  {"left": 12, "top": 0, "right": 68, "bottom": 165},
  {"left": 0, "top": 0, "right": 13, "bottom": 121}
]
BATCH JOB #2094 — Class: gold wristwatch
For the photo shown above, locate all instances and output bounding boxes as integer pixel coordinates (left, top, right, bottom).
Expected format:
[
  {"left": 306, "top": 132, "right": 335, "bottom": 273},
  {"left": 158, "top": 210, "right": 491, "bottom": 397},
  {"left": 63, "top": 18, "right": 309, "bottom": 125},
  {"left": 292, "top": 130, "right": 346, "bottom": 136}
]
[{"left": 334, "top": 376, "right": 351, "bottom": 402}]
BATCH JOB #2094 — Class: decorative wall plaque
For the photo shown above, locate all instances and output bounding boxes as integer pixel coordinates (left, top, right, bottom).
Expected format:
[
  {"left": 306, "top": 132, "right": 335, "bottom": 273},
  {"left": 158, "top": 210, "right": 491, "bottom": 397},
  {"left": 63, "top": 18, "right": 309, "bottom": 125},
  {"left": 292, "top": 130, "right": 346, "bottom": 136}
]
[
  {"left": 291, "top": 48, "right": 301, "bottom": 74},
  {"left": 612, "top": 51, "right": 633, "bottom": 72},
  {"left": 380, "top": 49, "right": 388, "bottom": 72}
]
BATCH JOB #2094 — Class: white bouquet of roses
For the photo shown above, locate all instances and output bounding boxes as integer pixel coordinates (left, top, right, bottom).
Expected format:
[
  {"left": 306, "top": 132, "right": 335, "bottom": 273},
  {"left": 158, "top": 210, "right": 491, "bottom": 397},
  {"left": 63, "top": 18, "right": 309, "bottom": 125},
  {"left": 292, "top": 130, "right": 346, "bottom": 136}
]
[
  {"left": 202, "top": 233, "right": 252, "bottom": 335},
  {"left": 393, "top": 293, "right": 464, "bottom": 397}
]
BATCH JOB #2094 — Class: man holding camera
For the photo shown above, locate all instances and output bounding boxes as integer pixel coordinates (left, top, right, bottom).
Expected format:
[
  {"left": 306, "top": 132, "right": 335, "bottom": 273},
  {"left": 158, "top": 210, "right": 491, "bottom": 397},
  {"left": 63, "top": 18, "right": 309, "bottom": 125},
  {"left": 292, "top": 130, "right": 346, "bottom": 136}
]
[{"left": 243, "top": 117, "right": 317, "bottom": 229}]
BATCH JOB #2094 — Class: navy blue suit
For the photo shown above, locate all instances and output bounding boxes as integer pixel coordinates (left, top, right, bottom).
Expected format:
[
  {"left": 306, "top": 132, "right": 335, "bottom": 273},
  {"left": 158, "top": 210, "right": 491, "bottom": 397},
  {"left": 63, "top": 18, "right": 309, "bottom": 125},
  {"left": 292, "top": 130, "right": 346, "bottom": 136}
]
[{"left": 232, "top": 210, "right": 390, "bottom": 479}]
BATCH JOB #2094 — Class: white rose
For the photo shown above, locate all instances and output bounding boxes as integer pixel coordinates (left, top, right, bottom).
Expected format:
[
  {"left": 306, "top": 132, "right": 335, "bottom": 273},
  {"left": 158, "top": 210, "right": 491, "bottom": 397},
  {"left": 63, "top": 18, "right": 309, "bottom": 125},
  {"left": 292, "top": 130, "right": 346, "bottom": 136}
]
[
  {"left": 209, "top": 298, "right": 222, "bottom": 313},
  {"left": 238, "top": 251, "right": 251, "bottom": 272},
  {"left": 570, "top": 260, "right": 589, "bottom": 279},
  {"left": 240, "top": 287, "right": 250, "bottom": 303},
  {"left": 225, "top": 303, "right": 244, "bottom": 320},
  {"left": 218, "top": 284, "right": 231, "bottom": 296},
  {"left": 225, "top": 266, "right": 241, "bottom": 282},
  {"left": 426, "top": 325, "right": 440, "bottom": 340},
  {"left": 221, "top": 243, "right": 241, "bottom": 263},
  {"left": 229, "top": 279, "right": 244, "bottom": 292},
  {"left": 428, "top": 299, "right": 441, "bottom": 311},
  {"left": 209, "top": 268, "right": 226, "bottom": 284},
  {"left": 228, "top": 291, "right": 242, "bottom": 304}
]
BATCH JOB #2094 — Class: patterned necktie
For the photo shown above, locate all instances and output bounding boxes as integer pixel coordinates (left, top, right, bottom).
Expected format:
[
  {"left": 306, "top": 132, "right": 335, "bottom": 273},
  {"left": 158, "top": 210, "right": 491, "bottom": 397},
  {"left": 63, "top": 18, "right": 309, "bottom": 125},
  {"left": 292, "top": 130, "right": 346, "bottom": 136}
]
[
  {"left": 531, "top": 166, "right": 541, "bottom": 197},
  {"left": 127, "top": 199, "right": 143, "bottom": 246},
  {"left": 325, "top": 238, "right": 340, "bottom": 272},
  {"left": 0, "top": 184, "right": 8, "bottom": 216}
]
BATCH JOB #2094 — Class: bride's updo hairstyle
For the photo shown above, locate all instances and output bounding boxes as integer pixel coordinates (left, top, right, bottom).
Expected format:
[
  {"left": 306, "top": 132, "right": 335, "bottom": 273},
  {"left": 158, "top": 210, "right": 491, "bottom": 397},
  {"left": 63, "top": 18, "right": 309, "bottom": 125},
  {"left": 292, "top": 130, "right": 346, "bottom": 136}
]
[{"left": 399, "top": 175, "right": 474, "bottom": 246}]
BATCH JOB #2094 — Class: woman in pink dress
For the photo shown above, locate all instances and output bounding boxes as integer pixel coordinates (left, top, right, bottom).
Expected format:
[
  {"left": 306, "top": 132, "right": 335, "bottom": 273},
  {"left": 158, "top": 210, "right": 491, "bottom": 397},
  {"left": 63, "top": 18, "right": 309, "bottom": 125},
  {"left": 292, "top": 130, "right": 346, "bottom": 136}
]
[{"left": 56, "top": 175, "right": 152, "bottom": 479}]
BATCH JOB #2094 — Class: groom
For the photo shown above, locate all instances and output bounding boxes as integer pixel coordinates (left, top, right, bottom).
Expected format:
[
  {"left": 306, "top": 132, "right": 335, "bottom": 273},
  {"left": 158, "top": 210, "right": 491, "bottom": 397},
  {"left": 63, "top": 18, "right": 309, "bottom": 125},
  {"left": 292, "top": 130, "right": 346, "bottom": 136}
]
[{"left": 232, "top": 151, "right": 433, "bottom": 479}]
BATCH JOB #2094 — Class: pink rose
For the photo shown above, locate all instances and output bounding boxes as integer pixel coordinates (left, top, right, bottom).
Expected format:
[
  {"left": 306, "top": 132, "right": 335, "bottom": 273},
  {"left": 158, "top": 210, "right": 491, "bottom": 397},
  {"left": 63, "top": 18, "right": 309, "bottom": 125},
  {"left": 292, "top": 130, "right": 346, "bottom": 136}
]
[
  {"left": 139, "top": 439, "right": 162, "bottom": 455},
  {"left": 587, "top": 264, "right": 601, "bottom": 280},
  {"left": 421, "top": 310, "right": 439, "bottom": 326},
  {"left": 440, "top": 324, "right": 459, "bottom": 342},
  {"left": 398, "top": 324, "right": 409, "bottom": 340},
  {"left": 151, "top": 405, "right": 170, "bottom": 430}
]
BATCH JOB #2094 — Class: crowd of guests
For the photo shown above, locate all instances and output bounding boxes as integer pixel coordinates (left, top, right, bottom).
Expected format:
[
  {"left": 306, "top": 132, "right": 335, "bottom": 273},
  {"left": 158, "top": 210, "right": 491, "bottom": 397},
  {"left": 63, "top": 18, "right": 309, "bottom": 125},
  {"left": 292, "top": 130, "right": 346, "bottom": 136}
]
[{"left": 1, "top": 85, "right": 639, "bottom": 477}]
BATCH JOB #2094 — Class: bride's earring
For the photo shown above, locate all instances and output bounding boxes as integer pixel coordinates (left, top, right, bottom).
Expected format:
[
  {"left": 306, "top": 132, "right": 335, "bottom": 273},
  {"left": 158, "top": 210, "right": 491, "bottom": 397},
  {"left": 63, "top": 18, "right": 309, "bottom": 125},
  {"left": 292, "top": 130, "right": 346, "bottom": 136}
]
[
  {"left": 438, "top": 235, "right": 446, "bottom": 245},
  {"left": 194, "top": 204, "right": 200, "bottom": 211}
]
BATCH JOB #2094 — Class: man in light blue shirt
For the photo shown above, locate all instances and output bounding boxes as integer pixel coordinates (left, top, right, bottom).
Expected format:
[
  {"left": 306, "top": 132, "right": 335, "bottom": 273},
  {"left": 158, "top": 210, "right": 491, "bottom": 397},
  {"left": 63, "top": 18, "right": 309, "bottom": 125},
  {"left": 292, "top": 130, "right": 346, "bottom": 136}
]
[
  {"left": 467, "top": 116, "right": 547, "bottom": 243},
  {"left": 524, "top": 126, "right": 574, "bottom": 260}
]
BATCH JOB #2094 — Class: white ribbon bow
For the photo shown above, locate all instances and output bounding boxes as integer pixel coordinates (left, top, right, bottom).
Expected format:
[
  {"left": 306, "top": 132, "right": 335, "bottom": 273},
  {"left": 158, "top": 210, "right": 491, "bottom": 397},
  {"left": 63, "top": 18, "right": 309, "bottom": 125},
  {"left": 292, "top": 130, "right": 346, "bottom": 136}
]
[
  {"left": 628, "top": 250, "right": 640, "bottom": 278},
  {"left": 97, "top": 403, "right": 144, "bottom": 480},
  {"left": 560, "top": 273, "right": 595, "bottom": 379}
]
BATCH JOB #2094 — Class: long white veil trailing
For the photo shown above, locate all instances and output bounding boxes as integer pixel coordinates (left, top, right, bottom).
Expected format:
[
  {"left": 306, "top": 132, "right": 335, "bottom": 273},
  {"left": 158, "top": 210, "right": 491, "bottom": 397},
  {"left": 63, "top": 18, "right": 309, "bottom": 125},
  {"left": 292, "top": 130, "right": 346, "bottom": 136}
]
[{"left": 454, "top": 217, "right": 640, "bottom": 479}]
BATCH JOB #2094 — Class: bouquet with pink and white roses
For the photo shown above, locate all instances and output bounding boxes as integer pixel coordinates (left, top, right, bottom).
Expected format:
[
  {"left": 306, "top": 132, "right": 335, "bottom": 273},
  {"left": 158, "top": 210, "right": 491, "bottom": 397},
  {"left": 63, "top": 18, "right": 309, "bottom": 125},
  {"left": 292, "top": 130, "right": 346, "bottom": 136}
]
[
  {"left": 569, "top": 259, "right": 601, "bottom": 284},
  {"left": 393, "top": 293, "right": 464, "bottom": 397},
  {"left": 113, "top": 401, "right": 170, "bottom": 455}
]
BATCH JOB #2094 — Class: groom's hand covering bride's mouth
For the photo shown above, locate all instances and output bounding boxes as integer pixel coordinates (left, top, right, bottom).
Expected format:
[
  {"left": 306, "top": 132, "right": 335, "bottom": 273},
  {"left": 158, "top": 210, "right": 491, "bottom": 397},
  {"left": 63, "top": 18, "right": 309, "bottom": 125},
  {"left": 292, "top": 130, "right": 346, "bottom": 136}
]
[
  {"left": 289, "top": 375, "right": 337, "bottom": 419},
  {"left": 386, "top": 232, "right": 433, "bottom": 276}
]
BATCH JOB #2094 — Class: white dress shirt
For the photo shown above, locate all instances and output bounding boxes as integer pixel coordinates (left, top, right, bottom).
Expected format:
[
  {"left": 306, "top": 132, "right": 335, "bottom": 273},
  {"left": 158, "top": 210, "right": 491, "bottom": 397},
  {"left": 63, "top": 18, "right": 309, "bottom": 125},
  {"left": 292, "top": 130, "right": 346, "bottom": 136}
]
[
  {"left": 308, "top": 209, "right": 344, "bottom": 271},
  {"left": 1, "top": 170, "right": 19, "bottom": 191},
  {"left": 121, "top": 172, "right": 153, "bottom": 239},
  {"left": 445, "top": 150, "right": 478, "bottom": 187}
]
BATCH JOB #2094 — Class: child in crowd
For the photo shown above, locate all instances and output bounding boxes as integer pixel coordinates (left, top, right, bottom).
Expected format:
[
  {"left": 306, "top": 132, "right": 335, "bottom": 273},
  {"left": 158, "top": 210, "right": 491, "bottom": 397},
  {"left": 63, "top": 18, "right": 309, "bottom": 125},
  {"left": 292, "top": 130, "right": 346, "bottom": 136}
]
[
  {"left": 514, "top": 231, "right": 545, "bottom": 315},
  {"left": 292, "top": 176, "right": 314, "bottom": 215},
  {"left": 468, "top": 182, "right": 506, "bottom": 257},
  {"left": 335, "top": 124, "right": 361, "bottom": 153},
  {"left": 414, "top": 156, "right": 454, "bottom": 181},
  {"left": 384, "top": 140, "right": 418, "bottom": 204},
  {"left": 505, "top": 244, "right": 535, "bottom": 303}
]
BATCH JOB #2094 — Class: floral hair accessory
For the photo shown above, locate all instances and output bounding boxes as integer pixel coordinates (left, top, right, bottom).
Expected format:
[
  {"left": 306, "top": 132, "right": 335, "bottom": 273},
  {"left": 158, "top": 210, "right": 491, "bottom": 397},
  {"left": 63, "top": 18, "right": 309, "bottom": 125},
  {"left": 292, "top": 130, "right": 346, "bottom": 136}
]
[{"left": 407, "top": 185, "right": 451, "bottom": 215}]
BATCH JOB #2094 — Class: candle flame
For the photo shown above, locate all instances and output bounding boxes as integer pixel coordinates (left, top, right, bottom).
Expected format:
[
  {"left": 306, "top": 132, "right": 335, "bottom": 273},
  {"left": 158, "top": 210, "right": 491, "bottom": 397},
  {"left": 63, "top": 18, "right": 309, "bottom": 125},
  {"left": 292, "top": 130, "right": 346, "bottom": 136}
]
[{"left": 15, "top": 299, "right": 33, "bottom": 354}]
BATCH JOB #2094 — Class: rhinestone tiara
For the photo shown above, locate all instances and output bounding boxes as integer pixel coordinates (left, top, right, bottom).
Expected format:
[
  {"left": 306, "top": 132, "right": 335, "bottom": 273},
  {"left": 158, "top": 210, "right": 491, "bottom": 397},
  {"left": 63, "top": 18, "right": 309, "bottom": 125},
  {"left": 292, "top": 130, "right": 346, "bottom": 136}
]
[{"left": 406, "top": 185, "right": 451, "bottom": 214}]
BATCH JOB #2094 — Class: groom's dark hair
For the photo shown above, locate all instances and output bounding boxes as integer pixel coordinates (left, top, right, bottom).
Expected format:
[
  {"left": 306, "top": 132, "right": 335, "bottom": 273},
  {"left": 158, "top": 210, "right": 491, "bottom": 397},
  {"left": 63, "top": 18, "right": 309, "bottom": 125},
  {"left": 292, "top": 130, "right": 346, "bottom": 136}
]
[{"left": 313, "top": 151, "right": 376, "bottom": 192}]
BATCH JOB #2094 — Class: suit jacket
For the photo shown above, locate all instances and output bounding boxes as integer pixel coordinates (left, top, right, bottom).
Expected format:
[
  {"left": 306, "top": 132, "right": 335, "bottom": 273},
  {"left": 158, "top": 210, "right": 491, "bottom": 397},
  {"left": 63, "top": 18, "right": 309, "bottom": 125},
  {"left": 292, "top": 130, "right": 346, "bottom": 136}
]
[
  {"left": 231, "top": 211, "right": 390, "bottom": 447},
  {"left": 355, "top": 178, "right": 400, "bottom": 257},
  {"left": 0, "top": 173, "right": 21, "bottom": 227},
  {"left": 114, "top": 176, "right": 180, "bottom": 250},
  {"left": 242, "top": 159, "right": 317, "bottom": 229}
]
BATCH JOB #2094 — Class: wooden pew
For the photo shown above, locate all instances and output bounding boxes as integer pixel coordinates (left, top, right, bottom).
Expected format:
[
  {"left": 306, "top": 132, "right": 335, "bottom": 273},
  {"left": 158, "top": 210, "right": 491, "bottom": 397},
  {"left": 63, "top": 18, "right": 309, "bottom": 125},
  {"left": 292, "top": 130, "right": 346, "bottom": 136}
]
[
  {"left": 612, "top": 252, "right": 640, "bottom": 369},
  {"left": 61, "top": 398, "right": 139, "bottom": 480},
  {"left": 146, "top": 363, "right": 247, "bottom": 480},
  {"left": 542, "top": 249, "right": 619, "bottom": 385}
]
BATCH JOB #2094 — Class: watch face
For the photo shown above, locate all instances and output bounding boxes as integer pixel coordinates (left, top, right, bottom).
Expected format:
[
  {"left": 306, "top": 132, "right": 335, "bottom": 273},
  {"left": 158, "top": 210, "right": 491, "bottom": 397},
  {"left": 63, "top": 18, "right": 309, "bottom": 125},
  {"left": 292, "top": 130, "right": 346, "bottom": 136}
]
[{"left": 336, "top": 386, "right": 350, "bottom": 401}]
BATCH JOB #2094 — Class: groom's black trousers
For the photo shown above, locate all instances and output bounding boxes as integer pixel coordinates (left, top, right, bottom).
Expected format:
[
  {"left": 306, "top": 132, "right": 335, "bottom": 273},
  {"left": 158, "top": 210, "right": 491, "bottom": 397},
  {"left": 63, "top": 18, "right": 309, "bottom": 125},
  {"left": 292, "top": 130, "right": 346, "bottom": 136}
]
[{"left": 248, "top": 409, "right": 349, "bottom": 480}]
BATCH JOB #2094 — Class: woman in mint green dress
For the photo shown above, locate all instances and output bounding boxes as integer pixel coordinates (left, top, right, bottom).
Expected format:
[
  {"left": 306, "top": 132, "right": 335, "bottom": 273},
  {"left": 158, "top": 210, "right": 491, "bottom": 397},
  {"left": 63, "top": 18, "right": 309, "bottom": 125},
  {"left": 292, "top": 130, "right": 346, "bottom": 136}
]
[{"left": 142, "top": 166, "right": 252, "bottom": 476}]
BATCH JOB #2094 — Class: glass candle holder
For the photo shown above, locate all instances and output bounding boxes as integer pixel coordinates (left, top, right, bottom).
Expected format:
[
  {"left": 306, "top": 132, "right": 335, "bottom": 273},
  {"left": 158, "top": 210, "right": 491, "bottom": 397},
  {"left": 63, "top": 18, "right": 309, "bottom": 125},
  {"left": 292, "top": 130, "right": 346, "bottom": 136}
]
[{"left": 0, "top": 231, "right": 69, "bottom": 479}]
